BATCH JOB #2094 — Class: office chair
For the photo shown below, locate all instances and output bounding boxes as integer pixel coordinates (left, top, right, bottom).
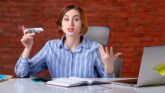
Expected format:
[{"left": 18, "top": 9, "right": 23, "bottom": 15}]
[{"left": 85, "top": 26, "right": 123, "bottom": 77}]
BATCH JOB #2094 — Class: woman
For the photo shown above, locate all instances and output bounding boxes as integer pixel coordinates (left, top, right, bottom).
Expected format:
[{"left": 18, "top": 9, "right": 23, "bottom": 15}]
[{"left": 15, "top": 4, "right": 122, "bottom": 78}]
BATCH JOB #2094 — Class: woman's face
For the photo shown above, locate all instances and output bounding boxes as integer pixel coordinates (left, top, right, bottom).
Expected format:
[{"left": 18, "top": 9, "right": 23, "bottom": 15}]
[{"left": 61, "top": 9, "right": 82, "bottom": 37}]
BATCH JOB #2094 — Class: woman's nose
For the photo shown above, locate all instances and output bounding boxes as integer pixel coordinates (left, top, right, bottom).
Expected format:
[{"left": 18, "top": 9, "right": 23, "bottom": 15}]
[{"left": 70, "top": 19, "right": 74, "bottom": 26}]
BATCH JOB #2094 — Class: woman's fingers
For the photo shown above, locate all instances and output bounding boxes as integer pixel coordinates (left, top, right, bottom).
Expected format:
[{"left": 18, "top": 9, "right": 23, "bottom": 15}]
[
  {"left": 110, "top": 47, "right": 113, "bottom": 56},
  {"left": 22, "top": 33, "right": 35, "bottom": 39},
  {"left": 18, "top": 25, "right": 25, "bottom": 31},
  {"left": 114, "top": 52, "right": 122, "bottom": 57},
  {"left": 105, "top": 47, "right": 110, "bottom": 54},
  {"left": 21, "top": 33, "right": 35, "bottom": 42},
  {"left": 19, "top": 25, "right": 27, "bottom": 35},
  {"left": 19, "top": 25, "right": 36, "bottom": 35},
  {"left": 100, "top": 45, "right": 122, "bottom": 57},
  {"left": 100, "top": 45, "right": 111, "bottom": 56},
  {"left": 99, "top": 45, "right": 105, "bottom": 53}
]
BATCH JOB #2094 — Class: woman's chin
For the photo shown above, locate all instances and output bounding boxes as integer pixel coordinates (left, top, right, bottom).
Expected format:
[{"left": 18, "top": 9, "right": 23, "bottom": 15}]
[
  {"left": 66, "top": 33, "right": 80, "bottom": 37},
  {"left": 66, "top": 33, "right": 76, "bottom": 36}
]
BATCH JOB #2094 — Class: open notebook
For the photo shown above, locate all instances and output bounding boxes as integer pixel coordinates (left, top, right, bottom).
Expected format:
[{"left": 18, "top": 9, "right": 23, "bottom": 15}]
[{"left": 46, "top": 77, "right": 114, "bottom": 87}]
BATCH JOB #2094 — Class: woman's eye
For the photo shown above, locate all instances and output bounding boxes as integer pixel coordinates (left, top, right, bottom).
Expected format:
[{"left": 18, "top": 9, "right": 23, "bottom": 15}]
[
  {"left": 74, "top": 18, "right": 80, "bottom": 21},
  {"left": 64, "top": 18, "right": 69, "bottom": 21}
]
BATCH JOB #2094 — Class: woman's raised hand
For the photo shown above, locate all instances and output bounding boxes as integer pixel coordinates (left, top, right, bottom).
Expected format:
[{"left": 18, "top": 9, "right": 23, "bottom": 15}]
[
  {"left": 99, "top": 45, "right": 122, "bottom": 73},
  {"left": 19, "top": 26, "right": 35, "bottom": 50}
]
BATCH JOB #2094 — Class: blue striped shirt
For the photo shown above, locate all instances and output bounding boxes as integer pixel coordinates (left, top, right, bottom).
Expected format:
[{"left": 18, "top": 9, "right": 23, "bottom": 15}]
[{"left": 15, "top": 36, "right": 113, "bottom": 78}]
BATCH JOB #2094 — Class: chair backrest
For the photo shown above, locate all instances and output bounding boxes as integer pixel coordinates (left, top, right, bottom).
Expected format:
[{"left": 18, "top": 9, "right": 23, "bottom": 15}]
[
  {"left": 113, "top": 58, "right": 123, "bottom": 77},
  {"left": 85, "top": 26, "right": 109, "bottom": 46},
  {"left": 85, "top": 26, "right": 123, "bottom": 77}
]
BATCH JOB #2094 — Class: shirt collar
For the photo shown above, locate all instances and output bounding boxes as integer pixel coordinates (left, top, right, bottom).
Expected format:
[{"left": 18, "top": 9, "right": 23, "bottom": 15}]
[
  {"left": 57, "top": 35, "right": 90, "bottom": 49},
  {"left": 58, "top": 36, "right": 65, "bottom": 48},
  {"left": 80, "top": 36, "right": 90, "bottom": 49}
]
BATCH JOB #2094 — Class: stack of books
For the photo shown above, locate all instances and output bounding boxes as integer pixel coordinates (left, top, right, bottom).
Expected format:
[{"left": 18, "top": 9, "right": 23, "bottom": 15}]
[{"left": 0, "top": 74, "right": 12, "bottom": 82}]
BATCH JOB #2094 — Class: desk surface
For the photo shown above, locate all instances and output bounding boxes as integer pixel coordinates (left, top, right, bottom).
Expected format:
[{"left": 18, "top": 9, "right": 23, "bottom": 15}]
[{"left": 0, "top": 78, "right": 165, "bottom": 93}]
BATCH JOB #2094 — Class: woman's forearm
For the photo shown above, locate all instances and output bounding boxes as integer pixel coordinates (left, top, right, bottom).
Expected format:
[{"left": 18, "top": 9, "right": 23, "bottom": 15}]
[
  {"left": 104, "top": 63, "right": 114, "bottom": 74},
  {"left": 21, "top": 48, "right": 31, "bottom": 59}
]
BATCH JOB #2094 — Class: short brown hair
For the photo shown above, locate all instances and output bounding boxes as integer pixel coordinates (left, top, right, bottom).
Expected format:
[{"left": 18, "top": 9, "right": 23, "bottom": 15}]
[{"left": 56, "top": 4, "right": 88, "bottom": 35}]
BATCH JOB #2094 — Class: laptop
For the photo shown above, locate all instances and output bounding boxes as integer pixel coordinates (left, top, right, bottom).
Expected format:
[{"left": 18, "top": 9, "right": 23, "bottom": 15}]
[{"left": 112, "top": 46, "right": 165, "bottom": 87}]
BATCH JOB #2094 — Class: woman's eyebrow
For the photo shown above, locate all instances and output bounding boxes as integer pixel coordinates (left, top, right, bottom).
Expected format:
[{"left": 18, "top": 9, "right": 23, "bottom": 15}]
[
  {"left": 64, "top": 15, "right": 80, "bottom": 17},
  {"left": 73, "top": 15, "right": 80, "bottom": 17},
  {"left": 63, "top": 15, "right": 69, "bottom": 17}
]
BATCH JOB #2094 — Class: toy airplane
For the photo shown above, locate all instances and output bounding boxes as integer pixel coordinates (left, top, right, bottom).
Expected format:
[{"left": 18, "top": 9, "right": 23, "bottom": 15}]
[{"left": 26, "top": 28, "right": 44, "bottom": 33}]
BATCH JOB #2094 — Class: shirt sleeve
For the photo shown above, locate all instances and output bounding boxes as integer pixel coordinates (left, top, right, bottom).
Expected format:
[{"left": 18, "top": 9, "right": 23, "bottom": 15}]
[
  {"left": 94, "top": 46, "right": 114, "bottom": 78},
  {"left": 15, "top": 41, "right": 50, "bottom": 77}
]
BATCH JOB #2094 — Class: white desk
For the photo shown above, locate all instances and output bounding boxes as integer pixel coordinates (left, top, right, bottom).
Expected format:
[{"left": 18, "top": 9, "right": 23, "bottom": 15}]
[{"left": 0, "top": 78, "right": 165, "bottom": 93}]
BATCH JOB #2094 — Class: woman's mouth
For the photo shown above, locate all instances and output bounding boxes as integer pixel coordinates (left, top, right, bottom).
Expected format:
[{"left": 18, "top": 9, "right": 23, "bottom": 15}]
[{"left": 67, "top": 28, "right": 74, "bottom": 32}]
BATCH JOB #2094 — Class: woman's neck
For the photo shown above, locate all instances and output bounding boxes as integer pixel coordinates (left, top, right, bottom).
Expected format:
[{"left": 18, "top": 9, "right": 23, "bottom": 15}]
[{"left": 65, "top": 35, "right": 80, "bottom": 51}]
